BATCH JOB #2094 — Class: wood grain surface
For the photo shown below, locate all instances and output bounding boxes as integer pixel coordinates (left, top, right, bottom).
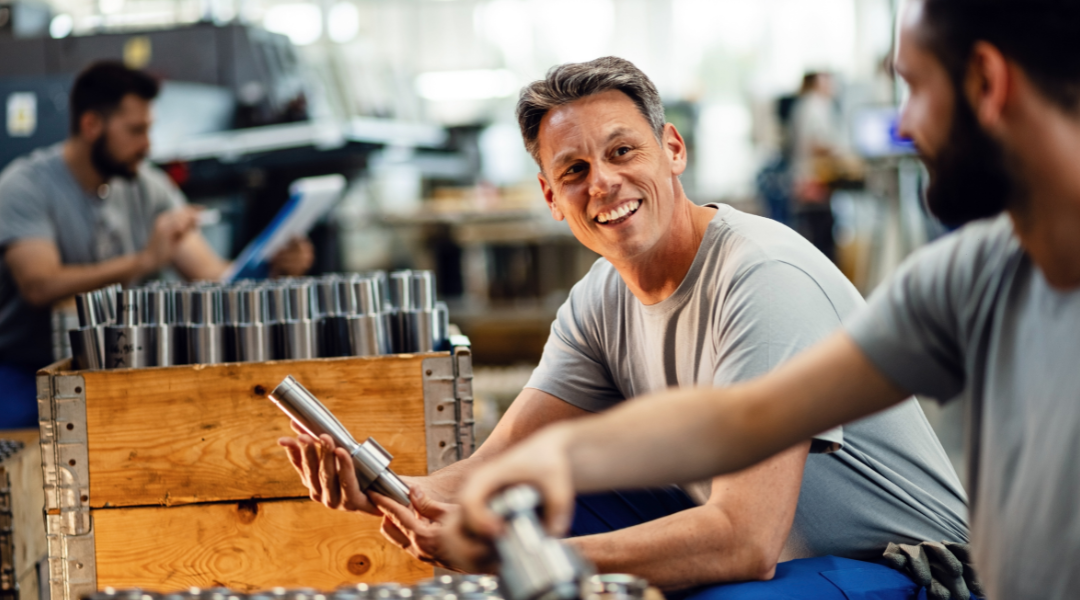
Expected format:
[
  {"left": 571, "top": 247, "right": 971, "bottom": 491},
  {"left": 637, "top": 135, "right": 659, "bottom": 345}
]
[
  {"left": 77, "top": 355, "right": 435, "bottom": 508},
  {"left": 93, "top": 499, "right": 432, "bottom": 590}
]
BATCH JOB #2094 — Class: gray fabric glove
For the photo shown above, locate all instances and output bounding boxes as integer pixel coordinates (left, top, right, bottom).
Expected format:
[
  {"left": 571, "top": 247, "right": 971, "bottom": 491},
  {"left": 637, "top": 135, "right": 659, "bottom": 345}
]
[{"left": 882, "top": 541, "right": 985, "bottom": 600}]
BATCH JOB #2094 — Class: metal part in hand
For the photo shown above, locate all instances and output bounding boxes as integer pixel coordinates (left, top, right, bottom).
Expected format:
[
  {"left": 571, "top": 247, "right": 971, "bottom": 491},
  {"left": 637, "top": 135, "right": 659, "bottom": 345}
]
[
  {"left": 489, "top": 485, "right": 593, "bottom": 600},
  {"left": 268, "top": 375, "right": 411, "bottom": 507}
]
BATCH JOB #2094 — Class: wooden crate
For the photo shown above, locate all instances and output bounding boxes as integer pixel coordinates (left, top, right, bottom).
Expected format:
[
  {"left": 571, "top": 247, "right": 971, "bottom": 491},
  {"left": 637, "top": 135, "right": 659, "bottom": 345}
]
[
  {"left": 1, "top": 429, "right": 47, "bottom": 600},
  {"left": 36, "top": 348, "right": 475, "bottom": 600}
]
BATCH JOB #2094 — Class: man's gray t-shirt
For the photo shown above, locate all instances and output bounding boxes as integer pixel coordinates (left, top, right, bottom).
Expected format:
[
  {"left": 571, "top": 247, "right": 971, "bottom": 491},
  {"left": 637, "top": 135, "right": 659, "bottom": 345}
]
[
  {"left": 846, "top": 214, "right": 1080, "bottom": 599},
  {"left": 0, "top": 143, "right": 183, "bottom": 369},
  {"left": 527, "top": 204, "right": 968, "bottom": 561}
]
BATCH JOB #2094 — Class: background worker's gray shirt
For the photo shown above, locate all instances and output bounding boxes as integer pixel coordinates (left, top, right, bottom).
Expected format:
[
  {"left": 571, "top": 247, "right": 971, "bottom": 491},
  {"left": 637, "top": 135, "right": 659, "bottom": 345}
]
[
  {"left": 846, "top": 214, "right": 1080, "bottom": 600},
  {"left": 0, "top": 143, "right": 183, "bottom": 369},
  {"left": 527, "top": 204, "right": 969, "bottom": 562}
]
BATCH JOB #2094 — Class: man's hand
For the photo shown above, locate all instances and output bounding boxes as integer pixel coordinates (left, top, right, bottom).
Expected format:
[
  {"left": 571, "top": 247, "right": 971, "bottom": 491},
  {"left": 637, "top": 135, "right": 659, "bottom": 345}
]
[
  {"left": 441, "top": 506, "right": 501, "bottom": 574},
  {"left": 270, "top": 237, "right": 314, "bottom": 277},
  {"left": 451, "top": 425, "right": 578, "bottom": 545},
  {"left": 140, "top": 207, "right": 200, "bottom": 276},
  {"left": 278, "top": 425, "right": 381, "bottom": 515},
  {"left": 372, "top": 488, "right": 467, "bottom": 571}
]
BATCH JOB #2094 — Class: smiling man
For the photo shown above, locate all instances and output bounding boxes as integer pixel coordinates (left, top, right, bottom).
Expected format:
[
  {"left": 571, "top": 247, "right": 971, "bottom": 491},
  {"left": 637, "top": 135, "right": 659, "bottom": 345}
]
[
  {"left": 282, "top": 57, "right": 967, "bottom": 592},
  {"left": 451, "top": 2, "right": 1080, "bottom": 599}
]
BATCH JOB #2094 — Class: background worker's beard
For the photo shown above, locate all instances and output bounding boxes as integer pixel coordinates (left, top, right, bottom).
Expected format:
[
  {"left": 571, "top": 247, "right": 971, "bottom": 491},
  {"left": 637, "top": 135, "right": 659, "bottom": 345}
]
[
  {"left": 90, "top": 133, "right": 140, "bottom": 181},
  {"left": 921, "top": 95, "right": 1023, "bottom": 228}
]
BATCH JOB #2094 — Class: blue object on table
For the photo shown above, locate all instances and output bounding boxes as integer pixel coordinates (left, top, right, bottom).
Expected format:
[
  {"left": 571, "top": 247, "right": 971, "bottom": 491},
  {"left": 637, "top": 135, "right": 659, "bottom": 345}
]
[{"left": 0, "top": 362, "right": 37, "bottom": 429}]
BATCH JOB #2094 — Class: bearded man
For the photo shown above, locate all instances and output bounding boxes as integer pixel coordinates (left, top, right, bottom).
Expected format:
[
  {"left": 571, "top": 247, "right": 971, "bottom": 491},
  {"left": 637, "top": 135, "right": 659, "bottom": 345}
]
[{"left": 0, "top": 61, "right": 313, "bottom": 428}]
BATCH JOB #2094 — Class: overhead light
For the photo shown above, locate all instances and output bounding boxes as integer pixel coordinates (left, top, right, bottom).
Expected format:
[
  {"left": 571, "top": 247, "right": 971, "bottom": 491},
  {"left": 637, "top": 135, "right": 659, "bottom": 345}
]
[
  {"left": 264, "top": 3, "right": 323, "bottom": 46},
  {"left": 415, "top": 69, "right": 517, "bottom": 102},
  {"left": 99, "top": 0, "right": 124, "bottom": 15},
  {"left": 327, "top": 2, "right": 360, "bottom": 43},
  {"left": 49, "top": 13, "right": 73, "bottom": 38}
]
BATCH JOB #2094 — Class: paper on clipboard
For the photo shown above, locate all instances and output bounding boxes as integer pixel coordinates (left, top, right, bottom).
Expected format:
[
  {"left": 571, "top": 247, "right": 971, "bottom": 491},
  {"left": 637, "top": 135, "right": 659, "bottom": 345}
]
[{"left": 223, "top": 174, "right": 346, "bottom": 282}]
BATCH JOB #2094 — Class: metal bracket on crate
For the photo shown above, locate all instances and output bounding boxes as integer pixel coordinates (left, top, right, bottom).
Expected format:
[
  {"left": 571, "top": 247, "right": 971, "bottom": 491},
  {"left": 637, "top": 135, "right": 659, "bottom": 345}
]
[
  {"left": 452, "top": 344, "right": 475, "bottom": 461},
  {"left": 37, "top": 372, "right": 96, "bottom": 600},
  {"left": 422, "top": 338, "right": 476, "bottom": 473}
]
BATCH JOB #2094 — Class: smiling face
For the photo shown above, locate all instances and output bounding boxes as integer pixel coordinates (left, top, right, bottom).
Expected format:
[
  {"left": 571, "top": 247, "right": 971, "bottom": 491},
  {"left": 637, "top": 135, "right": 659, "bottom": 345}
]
[{"left": 535, "top": 89, "right": 687, "bottom": 264}]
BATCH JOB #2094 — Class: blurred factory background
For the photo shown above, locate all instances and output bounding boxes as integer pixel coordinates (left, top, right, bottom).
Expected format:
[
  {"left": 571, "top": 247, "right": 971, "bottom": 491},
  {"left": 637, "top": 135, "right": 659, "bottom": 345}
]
[{"left": 0, "top": 0, "right": 960, "bottom": 470}]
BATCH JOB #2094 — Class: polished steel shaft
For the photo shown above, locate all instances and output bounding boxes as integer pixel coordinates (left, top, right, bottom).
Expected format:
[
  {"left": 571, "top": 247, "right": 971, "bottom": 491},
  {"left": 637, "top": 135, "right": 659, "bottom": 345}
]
[{"left": 269, "top": 375, "right": 411, "bottom": 506}]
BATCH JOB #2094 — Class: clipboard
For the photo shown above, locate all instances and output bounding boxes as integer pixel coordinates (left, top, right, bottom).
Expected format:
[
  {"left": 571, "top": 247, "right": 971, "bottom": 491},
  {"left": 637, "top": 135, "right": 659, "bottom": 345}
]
[{"left": 223, "top": 174, "right": 346, "bottom": 282}]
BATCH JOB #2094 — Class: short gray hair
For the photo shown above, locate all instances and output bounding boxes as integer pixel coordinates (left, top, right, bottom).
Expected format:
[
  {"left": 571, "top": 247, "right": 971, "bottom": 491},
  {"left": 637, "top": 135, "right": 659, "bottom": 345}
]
[{"left": 516, "top": 56, "right": 665, "bottom": 168}]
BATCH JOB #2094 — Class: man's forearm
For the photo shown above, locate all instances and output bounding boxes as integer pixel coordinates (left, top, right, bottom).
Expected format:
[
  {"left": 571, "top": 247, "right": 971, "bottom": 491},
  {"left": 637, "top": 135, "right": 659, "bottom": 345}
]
[
  {"left": 562, "top": 334, "right": 907, "bottom": 494},
  {"left": 426, "top": 442, "right": 506, "bottom": 501},
  {"left": 19, "top": 253, "right": 149, "bottom": 307},
  {"left": 568, "top": 505, "right": 774, "bottom": 591}
]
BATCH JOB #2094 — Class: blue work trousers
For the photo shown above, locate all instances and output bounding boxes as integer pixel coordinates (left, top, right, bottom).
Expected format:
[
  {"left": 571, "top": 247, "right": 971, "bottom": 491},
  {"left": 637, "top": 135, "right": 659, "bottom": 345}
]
[
  {"left": 570, "top": 488, "right": 931, "bottom": 600},
  {"left": 0, "top": 363, "right": 37, "bottom": 430}
]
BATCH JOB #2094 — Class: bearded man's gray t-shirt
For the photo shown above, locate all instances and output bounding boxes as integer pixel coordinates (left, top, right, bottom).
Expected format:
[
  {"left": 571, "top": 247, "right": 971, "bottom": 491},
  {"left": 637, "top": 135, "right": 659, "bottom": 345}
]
[
  {"left": 846, "top": 214, "right": 1080, "bottom": 599},
  {"left": 527, "top": 204, "right": 969, "bottom": 561},
  {"left": 0, "top": 143, "right": 183, "bottom": 369}
]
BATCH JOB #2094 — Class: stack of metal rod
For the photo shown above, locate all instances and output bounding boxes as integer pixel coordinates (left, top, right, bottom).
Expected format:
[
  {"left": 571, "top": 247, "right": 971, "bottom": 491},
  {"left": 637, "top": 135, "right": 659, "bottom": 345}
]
[
  {"left": 67, "top": 271, "right": 451, "bottom": 371},
  {"left": 83, "top": 573, "right": 648, "bottom": 600}
]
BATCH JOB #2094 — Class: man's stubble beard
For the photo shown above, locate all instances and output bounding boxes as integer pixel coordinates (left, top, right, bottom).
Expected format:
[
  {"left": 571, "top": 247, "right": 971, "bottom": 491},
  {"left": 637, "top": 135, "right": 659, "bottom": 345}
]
[
  {"left": 922, "top": 92, "right": 1027, "bottom": 228},
  {"left": 90, "top": 132, "right": 141, "bottom": 181}
]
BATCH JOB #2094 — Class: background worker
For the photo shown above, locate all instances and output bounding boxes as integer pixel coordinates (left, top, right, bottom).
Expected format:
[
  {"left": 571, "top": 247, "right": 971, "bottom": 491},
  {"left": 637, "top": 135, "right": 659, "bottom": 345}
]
[
  {"left": 0, "top": 61, "right": 314, "bottom": 429},
  {"left": 282, "top": 57, "right": 967, "bottom": 595},
  {"left": 449, "top": 1, "right": 1080, "bottom": 598}
]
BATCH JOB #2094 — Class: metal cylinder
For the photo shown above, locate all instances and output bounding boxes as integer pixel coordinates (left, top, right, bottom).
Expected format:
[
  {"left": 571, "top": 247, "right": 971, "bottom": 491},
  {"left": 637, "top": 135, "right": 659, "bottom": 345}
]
[
  {"left": 347, "top": 314, "right": 389, "bottom": 357},
  {"left": 408, "top": 309, "right": 435, "bottom": 353},
  {"left": 245, "top": 287, "right": 274, "bottom": 362},
  {"left": 69, "top": 327, "right": 104, "bottom": 370},
  {"left": 490, "top": 485, "right": 592, "bottom": 600},
  {"left": 434, "top": 301, "right": 450, "bottom": 351},
  {"left": 278, "top": 282, "right": 317, "bottom": 360},
  {"left": 267, "top": 285, "right": 289, "bottom": 360},
  {"left": 282, "top": 320, "right": 317, "bottom": 360},
  {"left": 75, "top": 292, "right": 102, "bottom": 328},
  {"left": 388, "top": 270, "right": 412, "bottom": 311},
  {"left": 583, "top": 575, "right": 647, "bottom": 600},
  {"left": 188, "top": 324, "right": 224, "bottom": 364},
  {"left": 236, "top": 323, "right": 270, "bottom": 362},
  {"left": 187, "top": 288, "right": 224, "bottom": 364},
  {"left": 411, "top": 271, "right": 436, "bottom": 311},
  {"left": 318, "top": 278, "right": 355, "bottom": 358},
  {"left": 146, "top": 288, "right": 175, "bottom": 367},
  {"left": 354, "top": 277, "right": 381, "bottom": 316},
  {"left": 105, "top": 289, "right": 150, "bottom": 369},
  {"left": 172, "top": 287, "right": 193, "bottom": 365},
  {"left": 268, "top": 375, "right": 411, "bottom": 506},
  {"left": 388, "top": 271, "right": 412, "bottom": 353}
]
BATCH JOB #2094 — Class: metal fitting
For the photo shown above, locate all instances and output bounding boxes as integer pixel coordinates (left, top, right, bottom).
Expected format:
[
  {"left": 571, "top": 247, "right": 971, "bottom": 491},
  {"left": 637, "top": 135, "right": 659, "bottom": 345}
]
[
  {"left": 489, "top": 485, "right": 593, "bottom": 600},
  {"left": 268, "top": 375, "right": 411, "bottom": 506}
]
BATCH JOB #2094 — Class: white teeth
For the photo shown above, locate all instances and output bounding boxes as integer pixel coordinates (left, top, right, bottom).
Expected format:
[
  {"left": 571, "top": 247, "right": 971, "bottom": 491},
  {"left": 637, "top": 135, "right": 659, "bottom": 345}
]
[{"left": 595, "top": 200, "right": 641, "bottom": 224}]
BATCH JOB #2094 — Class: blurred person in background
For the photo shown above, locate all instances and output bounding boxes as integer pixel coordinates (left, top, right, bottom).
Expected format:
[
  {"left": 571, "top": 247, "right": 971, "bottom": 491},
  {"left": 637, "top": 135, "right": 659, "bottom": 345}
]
[
  {"left": 0, "top": 61, "right": 313, "bottom": 429},
  {"left": 281, "top": 57, "right": 967, "bottom": 597},
  {"left": 789, "top": 72, "right": 861, "bottom": 262}
]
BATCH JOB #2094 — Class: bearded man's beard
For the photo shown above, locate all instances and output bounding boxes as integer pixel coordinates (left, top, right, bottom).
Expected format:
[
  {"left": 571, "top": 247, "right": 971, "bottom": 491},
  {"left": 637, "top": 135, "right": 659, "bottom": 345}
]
[
  {"left": 921, "top": 94, "right": 1024, "bottom": 228},
  {"left": 91, "top": 134, "right": 140, "bottom": 181}
]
